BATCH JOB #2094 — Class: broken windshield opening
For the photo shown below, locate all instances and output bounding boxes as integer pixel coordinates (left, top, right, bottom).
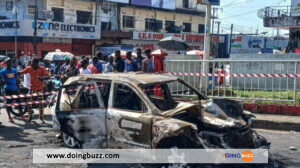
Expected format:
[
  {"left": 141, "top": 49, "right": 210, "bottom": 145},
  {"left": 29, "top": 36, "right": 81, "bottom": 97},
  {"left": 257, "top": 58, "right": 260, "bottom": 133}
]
[{"left": 140, "top": 80, "right": 203, "bottom": 112}]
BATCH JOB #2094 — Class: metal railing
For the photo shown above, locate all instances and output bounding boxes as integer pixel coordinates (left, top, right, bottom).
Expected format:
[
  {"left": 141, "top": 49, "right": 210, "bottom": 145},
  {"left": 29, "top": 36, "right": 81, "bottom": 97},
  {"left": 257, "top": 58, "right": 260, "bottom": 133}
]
[
  {"left": 165, "top": 59, "right": 300, "bottom": 105},
  {"left": 258, "top": 6, "right": 300, "bottom": 19}
]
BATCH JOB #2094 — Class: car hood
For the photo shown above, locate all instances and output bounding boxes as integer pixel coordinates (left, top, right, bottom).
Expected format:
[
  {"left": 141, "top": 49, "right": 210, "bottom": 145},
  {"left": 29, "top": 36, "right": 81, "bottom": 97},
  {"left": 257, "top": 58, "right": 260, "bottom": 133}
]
[{"left": 162, "top": 99, "right": 248, "bottom": 129}]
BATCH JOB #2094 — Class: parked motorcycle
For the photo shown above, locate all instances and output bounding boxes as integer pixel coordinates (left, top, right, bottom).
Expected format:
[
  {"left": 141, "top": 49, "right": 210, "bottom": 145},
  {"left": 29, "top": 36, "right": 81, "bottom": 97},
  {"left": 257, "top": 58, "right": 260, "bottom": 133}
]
[{"left": 9, "top": 76, "right": 60, "bottom": 116}]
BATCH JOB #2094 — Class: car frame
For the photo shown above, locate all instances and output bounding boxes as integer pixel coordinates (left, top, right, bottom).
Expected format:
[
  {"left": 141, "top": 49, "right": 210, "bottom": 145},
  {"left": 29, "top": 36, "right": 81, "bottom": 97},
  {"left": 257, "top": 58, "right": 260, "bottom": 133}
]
[{"left": 53, "top": 73, "right": 270, "bottom": 149}]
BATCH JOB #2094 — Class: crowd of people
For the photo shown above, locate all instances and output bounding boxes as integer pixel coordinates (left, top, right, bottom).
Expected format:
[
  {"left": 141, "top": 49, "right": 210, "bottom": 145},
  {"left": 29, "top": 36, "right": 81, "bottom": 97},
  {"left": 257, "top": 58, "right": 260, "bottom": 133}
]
[
  {"left": 0, "top": 48, "right": 154, "bottom": 127},
  {"left": 57, "top": 48, "right": 153, "bottom": 81}
]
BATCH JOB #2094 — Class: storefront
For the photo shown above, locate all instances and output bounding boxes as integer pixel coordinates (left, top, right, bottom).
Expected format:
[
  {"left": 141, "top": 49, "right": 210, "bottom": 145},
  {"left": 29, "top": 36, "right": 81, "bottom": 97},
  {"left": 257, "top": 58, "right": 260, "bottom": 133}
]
[
  {"left": 94, "top": 30, "right": 133, "bottom": 56},
  {"left": 0, "top": 20, "right": 101, "bottom": 57},
  {"left": 121, "top": 31, "right": 221, "bottom": 52}
]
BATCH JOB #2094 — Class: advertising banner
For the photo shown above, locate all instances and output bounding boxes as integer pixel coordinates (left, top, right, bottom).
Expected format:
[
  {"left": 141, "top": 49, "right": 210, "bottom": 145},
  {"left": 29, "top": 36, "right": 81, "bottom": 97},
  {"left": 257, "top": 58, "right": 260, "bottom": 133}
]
[
  {"left": 131, "top": 0, "right": 175, "bottom": 10},
  {"left": 131, "top": 0, "right": 151, "bottom": 7},
  {"left": 95, "top": 45, "right": 133, "bottom": 56},
  {"left": 106, "top": 0, "right": 129, "bottom": 3},
  {"left": 0, "top": 20, "right": 101, "bottom": 39},
  {"left": 33, "top": 149, "right": 268, "bottom": 164},
  {"left": 230, "top": 35, "right": 264, "bottom": 53},
  {"left": 132, "top": 31, "right": 221, "bottom": 43}
]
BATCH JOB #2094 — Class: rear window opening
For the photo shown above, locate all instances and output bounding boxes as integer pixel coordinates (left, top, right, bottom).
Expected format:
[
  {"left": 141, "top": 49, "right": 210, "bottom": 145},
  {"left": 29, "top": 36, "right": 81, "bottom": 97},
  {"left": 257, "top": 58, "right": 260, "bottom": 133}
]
[{"left": 140, "top": 80, "right": 206, "bottom": 112}]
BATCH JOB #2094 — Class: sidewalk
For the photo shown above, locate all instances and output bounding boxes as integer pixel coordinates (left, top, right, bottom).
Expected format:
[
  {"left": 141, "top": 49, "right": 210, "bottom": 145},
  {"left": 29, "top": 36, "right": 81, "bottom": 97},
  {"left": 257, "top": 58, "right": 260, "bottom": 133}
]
[{"left": 252, "top": 114, "right": 300, "bottom": 132}]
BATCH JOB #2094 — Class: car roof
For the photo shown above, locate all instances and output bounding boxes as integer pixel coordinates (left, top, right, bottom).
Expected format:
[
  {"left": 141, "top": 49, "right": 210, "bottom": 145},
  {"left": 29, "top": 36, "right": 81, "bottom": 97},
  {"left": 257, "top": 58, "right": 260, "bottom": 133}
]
[{"left": 65, "top": 72, "right": 178, "bottom": 85}]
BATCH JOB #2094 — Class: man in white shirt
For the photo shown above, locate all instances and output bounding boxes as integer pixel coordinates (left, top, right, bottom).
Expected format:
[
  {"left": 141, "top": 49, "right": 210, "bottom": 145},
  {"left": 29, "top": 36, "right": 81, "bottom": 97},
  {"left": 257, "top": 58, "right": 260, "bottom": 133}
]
[{"left": 80, "top": 59, "right": 92, "bottom": 74}]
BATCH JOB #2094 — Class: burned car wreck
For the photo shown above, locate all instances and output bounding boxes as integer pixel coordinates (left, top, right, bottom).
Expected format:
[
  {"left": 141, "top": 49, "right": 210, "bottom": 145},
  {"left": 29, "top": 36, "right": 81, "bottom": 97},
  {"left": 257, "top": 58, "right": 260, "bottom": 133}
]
[{"left": 53, "top": 73, "right": 270, "bottom": 149}]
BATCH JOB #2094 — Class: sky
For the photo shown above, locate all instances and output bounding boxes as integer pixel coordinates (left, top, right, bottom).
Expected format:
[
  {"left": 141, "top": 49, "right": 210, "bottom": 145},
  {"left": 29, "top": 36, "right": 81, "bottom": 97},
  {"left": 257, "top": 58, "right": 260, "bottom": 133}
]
[{"left": 215, "top": 0, "right": 291, "bottom": 36}]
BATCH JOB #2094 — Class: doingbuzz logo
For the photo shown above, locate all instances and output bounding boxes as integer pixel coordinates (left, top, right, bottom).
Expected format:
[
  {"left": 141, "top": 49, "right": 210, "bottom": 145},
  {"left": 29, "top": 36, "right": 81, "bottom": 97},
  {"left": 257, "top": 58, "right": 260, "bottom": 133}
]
[{"left": 223, "top": 150, "right": 253, "bottom": 162}]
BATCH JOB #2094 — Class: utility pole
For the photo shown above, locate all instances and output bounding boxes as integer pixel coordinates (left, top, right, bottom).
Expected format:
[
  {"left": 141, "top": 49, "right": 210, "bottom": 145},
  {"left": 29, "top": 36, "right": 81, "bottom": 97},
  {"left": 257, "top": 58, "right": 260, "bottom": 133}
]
[
  {"left": 228, "top": 24, "right": 233, "bottom": 57},
  {"left": 33, "top": 0, "right": 38, "bottom": 57},
  {"left": 202, "top": 3, "right": 211, "bottom": 91},
  {"left": 14, "top": 0, "right": 17, "bottom": 59},
  {"left": 211, "top": 7, "right": 216, "bottom": 35},
  {"left": 216, "top": 21, "right": 221, "bottom": 35},
  {"left": 276, "top": 28, "right": 279, "bottom": 49}
]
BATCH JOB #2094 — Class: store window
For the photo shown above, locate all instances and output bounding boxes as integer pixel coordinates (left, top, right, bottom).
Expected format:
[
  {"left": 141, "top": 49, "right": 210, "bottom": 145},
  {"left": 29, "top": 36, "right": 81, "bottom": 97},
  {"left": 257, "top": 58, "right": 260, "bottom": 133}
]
[
  {"left": 183, "top": 0, "right": 189, "bottom": 8},
  {"left": 77, "top": 10, "right": 92, "bottom": 24},
  {"left": 183, "top": 22, "right": 191, "bottom": 33},
  {"left": 0, "top": 51, "right": 5, "bottom": 56},
  {"left": 101, "top": 22, "right": 111, "bottom": 31},
  {"left": 165, "top": 20, "right": 175, "bottom": 33},
  {"left": 123, "top": 15, "right": 135, "bottom": 29},
  {"left": 52, "top": 8, "right": 64, "bottom": 22},
  {"left": 198, "top": 24, "right": 205, "bottom": 34},
  {"left": 145, "top": 18, "right": 157, "bottom": 31}
]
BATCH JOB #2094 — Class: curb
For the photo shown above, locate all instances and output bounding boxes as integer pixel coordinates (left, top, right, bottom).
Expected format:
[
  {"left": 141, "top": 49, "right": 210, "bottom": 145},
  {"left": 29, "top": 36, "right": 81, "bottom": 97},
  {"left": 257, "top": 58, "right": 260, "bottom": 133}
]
[
  {"left": 252, "top": 115, "right": 300, "bottom": 132},
  {"left": 244, "top": 103, "right": 300, "bottom": 116}
]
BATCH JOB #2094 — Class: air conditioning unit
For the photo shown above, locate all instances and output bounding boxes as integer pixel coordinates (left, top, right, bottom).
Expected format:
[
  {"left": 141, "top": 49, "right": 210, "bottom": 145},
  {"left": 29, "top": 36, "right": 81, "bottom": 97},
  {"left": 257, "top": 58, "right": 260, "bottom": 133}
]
[
  {"left": 181, "top": 25, "right": 185, "bottom": 30},
  {"left": 27, "top": 5, "right": 36, "bottom": 14},
  {"left": 38, "top": 11, "right": 46, "bottom": 20},
  {"left": 47, "top": 11, "right": 54, "bottom": 19}
]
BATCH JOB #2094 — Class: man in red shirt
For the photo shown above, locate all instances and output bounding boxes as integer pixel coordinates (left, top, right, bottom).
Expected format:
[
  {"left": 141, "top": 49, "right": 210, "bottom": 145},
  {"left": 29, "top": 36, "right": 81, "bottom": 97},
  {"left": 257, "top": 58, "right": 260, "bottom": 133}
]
[
  {"left": 88, "top": 56, "right": 100, "bottom": 74},
  {"left": 19, "top": 58, "right": 49, "bottom": 124}
]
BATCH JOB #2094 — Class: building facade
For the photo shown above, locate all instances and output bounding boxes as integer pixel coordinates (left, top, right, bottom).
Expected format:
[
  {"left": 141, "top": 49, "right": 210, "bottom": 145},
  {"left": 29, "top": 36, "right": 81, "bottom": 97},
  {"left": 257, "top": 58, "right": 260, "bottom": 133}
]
[
  {"left": 259, "top": 0, "right": 300, "bottom": 52},
  {"left": 0, "top": 0, "right": 100, "bottom": 57},
  {"left": 95, "top": 0, "right": 218, "bottom": 56},
  {"left": 1, "top": 0, "right": 215, "bottom": 58}
]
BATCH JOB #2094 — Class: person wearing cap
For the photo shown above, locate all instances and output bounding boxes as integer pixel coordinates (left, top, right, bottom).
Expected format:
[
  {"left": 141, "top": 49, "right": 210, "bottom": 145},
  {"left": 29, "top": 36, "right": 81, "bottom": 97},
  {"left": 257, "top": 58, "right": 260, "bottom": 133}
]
[
  {"left": 142, "top": 49, "right": 153, "bottom": 73},
  {"left": 19, "top": 58, "right": 50, "bottom": 124},
  {"left": 59, "top": 56, "right": 71, "bottom": 75},
  {"left": 0, "top": 58, "right": 27, "bottom": 123}
]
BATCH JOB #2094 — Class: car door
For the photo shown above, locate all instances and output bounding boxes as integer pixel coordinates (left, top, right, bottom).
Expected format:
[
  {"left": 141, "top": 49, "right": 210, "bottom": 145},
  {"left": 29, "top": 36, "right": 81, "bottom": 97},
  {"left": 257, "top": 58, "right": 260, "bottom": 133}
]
[
  {"left": 107, "top": 82, "right": 152, "bottom": 148},
  {"left": 55, "top": 81, "right": 107, "bottom": 148}
]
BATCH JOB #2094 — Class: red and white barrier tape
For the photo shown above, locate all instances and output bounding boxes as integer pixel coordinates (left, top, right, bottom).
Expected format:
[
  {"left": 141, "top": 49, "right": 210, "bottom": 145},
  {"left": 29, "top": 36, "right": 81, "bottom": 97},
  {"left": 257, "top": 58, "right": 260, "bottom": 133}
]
[
  {"left": 0, "top": 91, "right": 58, "bottom": 100},
  {"left": 0, "top": 84, "right": 103, "bottom": 100},
  {"left": 169, "top": 72, "right": 300, "bottom": 78},
  {"left": 0, "top": 99, "right": 56, "bottom": 108}
]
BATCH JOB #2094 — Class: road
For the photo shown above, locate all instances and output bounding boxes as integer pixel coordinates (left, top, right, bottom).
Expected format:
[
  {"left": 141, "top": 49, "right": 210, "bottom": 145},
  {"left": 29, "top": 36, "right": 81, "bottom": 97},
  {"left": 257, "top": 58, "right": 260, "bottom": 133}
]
[{"left": 0, "top": 108, "right": 299, "bottom": 168}]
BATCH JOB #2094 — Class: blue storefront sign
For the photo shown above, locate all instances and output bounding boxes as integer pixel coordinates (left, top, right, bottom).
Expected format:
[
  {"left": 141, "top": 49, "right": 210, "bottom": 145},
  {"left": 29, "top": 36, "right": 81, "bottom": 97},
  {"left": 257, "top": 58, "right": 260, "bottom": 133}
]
[
  {"left": 209, "top": 0, "right": 220, "bottom": 5},
  {"left": 95, "top": 45, "right": 133, "bottom": 56}
]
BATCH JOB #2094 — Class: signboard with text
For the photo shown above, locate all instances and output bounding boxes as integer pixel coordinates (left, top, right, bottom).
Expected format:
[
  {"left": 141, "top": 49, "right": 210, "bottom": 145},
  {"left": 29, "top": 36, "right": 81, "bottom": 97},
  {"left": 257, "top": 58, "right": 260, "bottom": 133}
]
[
  {"left": 230, "top": 35, "right": 264, "bottom": 53},
  {"left": 132, "top": 31, "right": 220, "bottom": 43},
  {"left": 0, "top": 20, "right": 101, "bottom": 39}
]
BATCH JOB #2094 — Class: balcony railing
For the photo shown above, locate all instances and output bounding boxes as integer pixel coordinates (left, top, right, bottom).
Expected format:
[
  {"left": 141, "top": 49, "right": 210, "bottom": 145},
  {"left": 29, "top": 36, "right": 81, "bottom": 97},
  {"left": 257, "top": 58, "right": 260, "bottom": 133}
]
[{"left": 258, "top": 6, "right": 300, "bottom": 19}]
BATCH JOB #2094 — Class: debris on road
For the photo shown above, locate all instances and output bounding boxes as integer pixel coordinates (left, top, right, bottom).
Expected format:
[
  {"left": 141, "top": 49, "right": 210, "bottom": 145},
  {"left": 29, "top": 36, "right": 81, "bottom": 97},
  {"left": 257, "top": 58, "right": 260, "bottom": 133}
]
[{"left": 289, "top": 146, "right": 297, "bottom": 151}]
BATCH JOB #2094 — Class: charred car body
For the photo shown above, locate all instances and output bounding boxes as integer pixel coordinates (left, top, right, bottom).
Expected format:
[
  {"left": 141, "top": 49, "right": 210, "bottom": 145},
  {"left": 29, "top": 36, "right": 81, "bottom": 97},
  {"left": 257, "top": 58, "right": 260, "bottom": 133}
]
[{"left": 53, "top": 73, "right": 270, "bottom": 149}]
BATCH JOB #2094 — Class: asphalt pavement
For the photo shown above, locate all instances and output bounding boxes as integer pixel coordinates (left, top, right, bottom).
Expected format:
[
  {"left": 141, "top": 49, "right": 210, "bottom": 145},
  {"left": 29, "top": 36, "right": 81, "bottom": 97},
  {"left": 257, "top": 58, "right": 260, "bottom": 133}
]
[{"left": 0, "top": 108, "right": 299, "bottom": 168}]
